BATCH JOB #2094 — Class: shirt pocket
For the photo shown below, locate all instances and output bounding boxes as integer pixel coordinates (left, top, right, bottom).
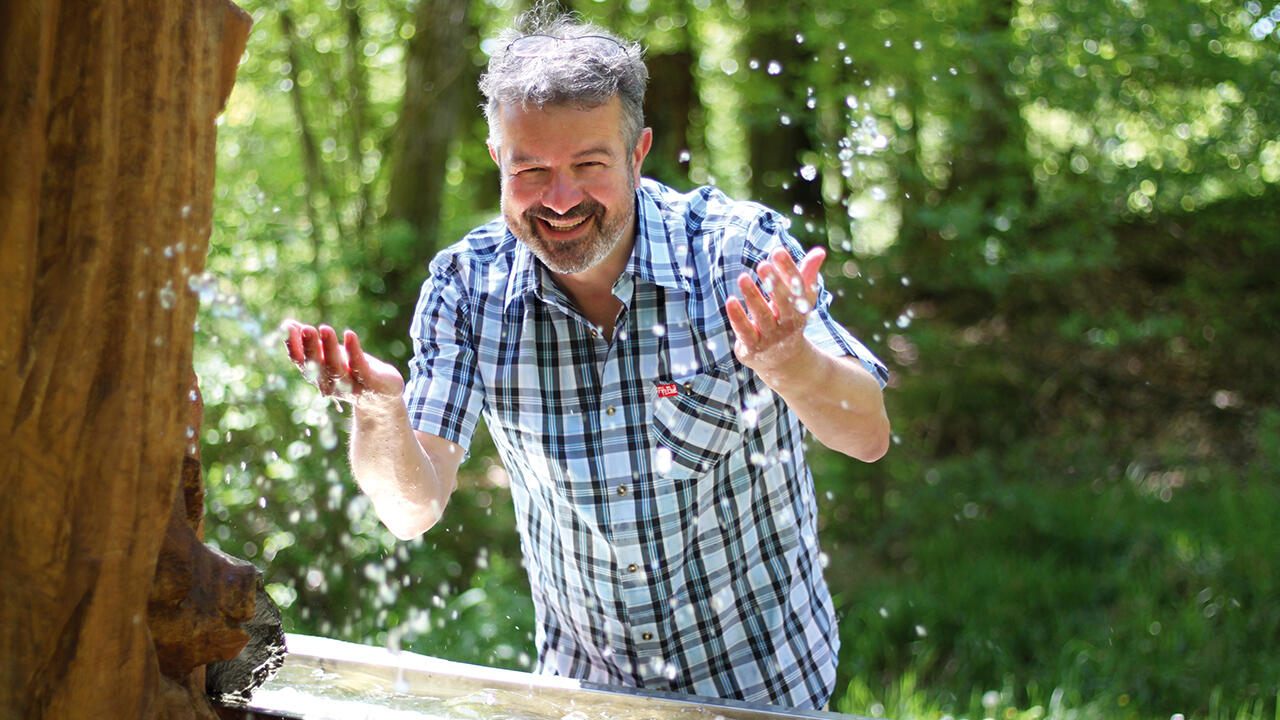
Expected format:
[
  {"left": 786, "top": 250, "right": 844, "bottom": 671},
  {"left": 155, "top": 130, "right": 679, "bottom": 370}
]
[{"left": 650, "top": 364, "right": 742, "bottom": 478}]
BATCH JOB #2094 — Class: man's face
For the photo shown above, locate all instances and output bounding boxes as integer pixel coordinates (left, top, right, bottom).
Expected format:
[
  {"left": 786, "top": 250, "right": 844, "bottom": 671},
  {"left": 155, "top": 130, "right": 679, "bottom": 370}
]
[{"left": 490, "top": 96, "right": 651, "bottom": 276}]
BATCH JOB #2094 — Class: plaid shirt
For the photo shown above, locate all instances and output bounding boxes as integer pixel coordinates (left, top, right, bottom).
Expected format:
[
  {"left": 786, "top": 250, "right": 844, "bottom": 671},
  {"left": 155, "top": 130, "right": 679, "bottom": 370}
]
[{"left": 405, "top": 179, "right": 887, "bottom": 709}]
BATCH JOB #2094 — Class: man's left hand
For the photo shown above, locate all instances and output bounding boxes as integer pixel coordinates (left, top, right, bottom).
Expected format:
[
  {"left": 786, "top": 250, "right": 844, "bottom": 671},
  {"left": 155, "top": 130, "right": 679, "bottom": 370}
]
[{"left": 726, "top": 246, "right": 826, "bottom": 384}]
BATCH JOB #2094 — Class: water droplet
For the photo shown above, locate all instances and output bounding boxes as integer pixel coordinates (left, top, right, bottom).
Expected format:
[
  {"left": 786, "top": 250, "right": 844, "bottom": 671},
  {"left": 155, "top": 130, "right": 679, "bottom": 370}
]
[
  {"left": 651, "top": 323, "right": 666, "bottom": 337},
  {"left": 319, "top": 422, "right": 338, "bottom": 450},
  {"left": 158, "top": 281, "right": 176, "bottom": 309},
  {"left": 181, "top": 205, "right": 192, "bottom": 218},
  {"left": 766, "top": 60, "right": 782, "bottom": 75},
  {"left": 678, "top": 149, "right": 691, "bottom": 163},
  {"left": 913, "top": 40, "right": 923, "bottom": 50},
  {"left": 870, "top": 186, "right": 888, "bottom": 202},
  {"left": 799, "top": 164, "right": 818, "bottom": 181}
]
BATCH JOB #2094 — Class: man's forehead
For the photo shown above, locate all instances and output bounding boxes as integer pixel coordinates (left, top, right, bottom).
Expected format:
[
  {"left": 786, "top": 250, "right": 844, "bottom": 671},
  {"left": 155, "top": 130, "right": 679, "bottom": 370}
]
[
  {"left": 496, "top": 105, "right": 628, "bottom": 168},
  {"left": 497, "top": 97, "right": 624, "bottom": 137},
  {"left": 508, "top": 144, "right": 616, "bottom": 165}
]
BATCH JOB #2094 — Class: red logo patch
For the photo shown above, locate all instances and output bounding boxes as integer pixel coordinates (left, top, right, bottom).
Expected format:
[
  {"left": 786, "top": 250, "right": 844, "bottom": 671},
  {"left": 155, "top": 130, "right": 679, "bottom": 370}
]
[{"left": 656, "top": 383, "right": 678, "bottom": 398}]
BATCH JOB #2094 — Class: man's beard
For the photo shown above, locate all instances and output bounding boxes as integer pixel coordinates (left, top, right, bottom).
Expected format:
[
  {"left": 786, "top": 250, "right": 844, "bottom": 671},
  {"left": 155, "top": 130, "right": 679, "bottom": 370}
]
[{"left": 504, "top": 183, "right": 635, "bottom": 275}]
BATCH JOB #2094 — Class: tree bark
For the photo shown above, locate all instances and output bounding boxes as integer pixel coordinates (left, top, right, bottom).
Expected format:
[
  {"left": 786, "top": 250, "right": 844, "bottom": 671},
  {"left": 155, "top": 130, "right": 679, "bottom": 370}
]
[{"left": 0, "top": 1, "right": 252, "bottom": 718}]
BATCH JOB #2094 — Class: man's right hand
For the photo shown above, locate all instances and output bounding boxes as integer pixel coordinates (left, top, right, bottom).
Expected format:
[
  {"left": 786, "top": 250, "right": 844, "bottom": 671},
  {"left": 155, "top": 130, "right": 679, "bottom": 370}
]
[{"left": 282, "top": 320, "right": 404, "bottom": 404}]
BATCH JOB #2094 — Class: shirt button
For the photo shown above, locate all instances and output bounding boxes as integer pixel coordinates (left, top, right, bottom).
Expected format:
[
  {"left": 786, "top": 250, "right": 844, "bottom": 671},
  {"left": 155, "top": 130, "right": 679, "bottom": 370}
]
[
  {"left": 605, "top": 405, "right": 616, "bottom": 416},
  {"left": 617, "top": 485, "right": 628, "bottom": 496},
  {"left": 642, "top": 632, "right": 653, "bottom": 641},
  {"left": 627, "top": 563, "right": 638, "bottom": 573},
  {"left": 682, "top": 382, "right": 694, "bottom": 393},
  {"left": 590, "top": 327, "right": 600, "bottom": 338}
]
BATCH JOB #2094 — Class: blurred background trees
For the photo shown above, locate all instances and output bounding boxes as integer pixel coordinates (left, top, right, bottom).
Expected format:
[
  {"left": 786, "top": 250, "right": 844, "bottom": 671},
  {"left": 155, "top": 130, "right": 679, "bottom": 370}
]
[{"left": 196, "top": 0, "right": 1280, "bottom": 717}]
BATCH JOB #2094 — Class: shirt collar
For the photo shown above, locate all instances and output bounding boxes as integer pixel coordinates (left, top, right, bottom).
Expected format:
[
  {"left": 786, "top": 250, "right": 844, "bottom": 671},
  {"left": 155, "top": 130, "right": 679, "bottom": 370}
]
[
  {"left": 503, "top": 181, "right": 689, "bottom": 310},
  {"left": 505, "top": 232, "right": 541, "bottom": 309},
  {"left": 625, "top": 180, "right": 689, "bottom": 293}
]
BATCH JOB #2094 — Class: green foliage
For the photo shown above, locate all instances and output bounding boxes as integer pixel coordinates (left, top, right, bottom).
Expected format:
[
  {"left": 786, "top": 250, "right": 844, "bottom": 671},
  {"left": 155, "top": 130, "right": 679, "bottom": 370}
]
[
  {"left": 818, "top": 438, "right": 1280, "bottom": 718},
  {"left": 196, "top": 0, "right": 1280, "bottom": 717}
]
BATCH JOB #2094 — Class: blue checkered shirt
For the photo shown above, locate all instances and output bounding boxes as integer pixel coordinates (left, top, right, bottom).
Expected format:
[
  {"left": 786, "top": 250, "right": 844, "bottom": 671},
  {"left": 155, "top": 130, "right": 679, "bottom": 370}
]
[{"left": 405, "top": 179, "right": 887, "bottom": 709}]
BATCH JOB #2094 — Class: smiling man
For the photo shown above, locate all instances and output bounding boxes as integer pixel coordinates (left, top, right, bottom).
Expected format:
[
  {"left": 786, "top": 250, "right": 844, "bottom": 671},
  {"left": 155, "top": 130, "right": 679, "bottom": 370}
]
[{"left": 284, "top": 7, "right": 889, "bottom": 711}]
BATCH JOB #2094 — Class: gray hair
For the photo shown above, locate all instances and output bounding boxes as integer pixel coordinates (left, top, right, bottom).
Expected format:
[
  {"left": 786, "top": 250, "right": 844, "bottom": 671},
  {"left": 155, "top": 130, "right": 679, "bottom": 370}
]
[{"left": 480, "top": 7, "right": 648, "bottom": 155}]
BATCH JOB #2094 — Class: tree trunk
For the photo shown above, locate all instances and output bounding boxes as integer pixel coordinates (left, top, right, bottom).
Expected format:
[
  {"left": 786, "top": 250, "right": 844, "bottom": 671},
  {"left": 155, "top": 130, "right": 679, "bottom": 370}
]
[
  {"left": 642, "top": 48, "right": 697, "bottom": 189},
  {"left": 0, "top": 1, "right": 253, "bottom": 718},
  {"left": 385, "top": 0, "right": 472, "bottom": 259},
  {"left": 377, "top": 0, "right": 474, "bottom": 364},
  {"left": 912, "top": 0, "right": 1032, "bottom": 304},
  {"left": 742, "top": 0, "right": 825, "bottom": 242}
]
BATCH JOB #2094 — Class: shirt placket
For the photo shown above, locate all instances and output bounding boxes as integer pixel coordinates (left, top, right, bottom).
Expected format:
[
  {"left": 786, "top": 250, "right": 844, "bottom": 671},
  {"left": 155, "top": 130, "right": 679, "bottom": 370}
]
[{"left": 597, "top": 281, "right": 663, "bottom": 668}]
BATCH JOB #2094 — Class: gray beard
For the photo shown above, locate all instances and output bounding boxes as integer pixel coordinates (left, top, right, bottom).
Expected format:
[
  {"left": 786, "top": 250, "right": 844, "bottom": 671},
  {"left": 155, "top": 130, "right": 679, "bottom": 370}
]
[{"left": 504, "top": 185, "right": 635, "bottom": 275}]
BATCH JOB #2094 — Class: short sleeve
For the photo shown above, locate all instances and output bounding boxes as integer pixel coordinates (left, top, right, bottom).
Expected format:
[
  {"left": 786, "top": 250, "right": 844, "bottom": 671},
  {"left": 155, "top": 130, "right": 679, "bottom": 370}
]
[
  {"left": 403, "top": 257, "right": 486, "bottom": 453},
  {"left": 740, "top": 210, "right": 890, "bottom": 389}
]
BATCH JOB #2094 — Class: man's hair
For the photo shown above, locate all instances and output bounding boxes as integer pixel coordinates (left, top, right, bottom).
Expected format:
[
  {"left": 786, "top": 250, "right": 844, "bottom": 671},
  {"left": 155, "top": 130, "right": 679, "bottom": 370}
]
[{"left": 479, "top": 5, "right": 648, "bottom": 155}]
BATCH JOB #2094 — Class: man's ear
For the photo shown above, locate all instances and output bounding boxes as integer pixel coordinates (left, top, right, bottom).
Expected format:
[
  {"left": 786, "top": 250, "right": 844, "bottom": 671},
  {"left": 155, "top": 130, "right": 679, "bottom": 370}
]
[
  {"left": 488, "top": 142, "right": 501, "bottom": 168},
  {"left": 632, "top": 127, "right": 653, "bottom": 183}
]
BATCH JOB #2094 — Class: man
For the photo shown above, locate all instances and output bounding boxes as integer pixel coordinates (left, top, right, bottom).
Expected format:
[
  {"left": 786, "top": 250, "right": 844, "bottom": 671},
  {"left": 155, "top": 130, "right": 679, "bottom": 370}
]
[{"left": 284, "top": 10, "right": 890, "bottom": 710}]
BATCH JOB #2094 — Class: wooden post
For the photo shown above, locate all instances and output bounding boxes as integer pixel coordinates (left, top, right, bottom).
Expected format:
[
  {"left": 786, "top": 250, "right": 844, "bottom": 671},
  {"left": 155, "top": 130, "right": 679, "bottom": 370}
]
[{"left": 0, "top": 1, "right": 253, "bottom": 718}]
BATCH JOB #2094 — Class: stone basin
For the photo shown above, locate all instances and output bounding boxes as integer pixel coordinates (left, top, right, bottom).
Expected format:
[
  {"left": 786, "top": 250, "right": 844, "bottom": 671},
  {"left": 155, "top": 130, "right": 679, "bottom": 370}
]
[{"left": 222, "top": 633, "right": 870, "bottom": 720}]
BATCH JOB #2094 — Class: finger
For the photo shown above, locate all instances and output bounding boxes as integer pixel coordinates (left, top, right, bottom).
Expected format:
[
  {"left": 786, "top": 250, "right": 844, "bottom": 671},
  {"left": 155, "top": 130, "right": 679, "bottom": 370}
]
[
  {"left": 770, "top": 248, "right": 811, "bottom": 306},
  {"left": 318, "top": 325, "right": 348, "bottom": 377},
  {"left": 300, "top": 325, "right": 323, "bottom": 368},
  {"left": 313, "top": 326, "right": 346, "bottom": 396},
  {"left": 758, "top": 260, "right": 800, "bottom": 325},
  {"left": 770, "top": 247, "right": 802, "bottom": 288},
  {"left": 737, "top": 271, "right": 777, "bottom": 330},
  {"left": 725, "top": 296, "right": 761, "bottom": 349},
  {"left": 798, "top": 246, "right": 827, "bottom": 294},
  {"left": 344, "top": 330, "right": 369, "bottom": 388},
  {"left": 282, "top": 320, "right": 305, "bottom": 366}
]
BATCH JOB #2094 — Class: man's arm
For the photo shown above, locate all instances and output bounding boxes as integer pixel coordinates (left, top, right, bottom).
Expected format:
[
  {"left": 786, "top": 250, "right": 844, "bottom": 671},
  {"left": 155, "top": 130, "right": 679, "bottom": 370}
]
[
  {"left": 349, "top": 394, "right": 463, "bottom": 540},
  {"left": 725, "top": 247, "right": 891, "bottom": 462},
  {"left": 285, "top": 321, "right": 461, "bottom": 539}
]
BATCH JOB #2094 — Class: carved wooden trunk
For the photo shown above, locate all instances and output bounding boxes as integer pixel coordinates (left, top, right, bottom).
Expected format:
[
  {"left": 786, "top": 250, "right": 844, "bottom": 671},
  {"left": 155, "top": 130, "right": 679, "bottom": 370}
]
[{"left": 1, "top": 1, "right": 254, "bottom": 718}]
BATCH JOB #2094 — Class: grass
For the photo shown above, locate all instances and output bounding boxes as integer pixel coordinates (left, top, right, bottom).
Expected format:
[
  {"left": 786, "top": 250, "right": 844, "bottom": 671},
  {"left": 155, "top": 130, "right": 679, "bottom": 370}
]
[{"left": 815, "top": 421, "right": 1280, "bottom": 720}]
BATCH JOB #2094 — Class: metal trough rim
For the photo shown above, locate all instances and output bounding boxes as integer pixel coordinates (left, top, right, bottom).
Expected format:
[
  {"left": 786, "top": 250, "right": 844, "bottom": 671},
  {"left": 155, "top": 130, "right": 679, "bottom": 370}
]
[{"left": 240, "top": 633, "right": 870, "bottom": 720}]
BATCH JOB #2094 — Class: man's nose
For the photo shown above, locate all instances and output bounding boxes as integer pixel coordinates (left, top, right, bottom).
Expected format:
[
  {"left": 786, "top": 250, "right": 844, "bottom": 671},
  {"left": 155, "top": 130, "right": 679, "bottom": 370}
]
[{"left": 541, "top": 170, "right": 584, "bottom": 215}]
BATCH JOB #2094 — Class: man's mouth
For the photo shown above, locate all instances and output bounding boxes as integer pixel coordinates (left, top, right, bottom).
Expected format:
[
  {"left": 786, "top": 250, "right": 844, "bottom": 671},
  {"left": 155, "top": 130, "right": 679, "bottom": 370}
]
[{"left": 538, "top": 215, "right": 590, "bottom": 232}]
